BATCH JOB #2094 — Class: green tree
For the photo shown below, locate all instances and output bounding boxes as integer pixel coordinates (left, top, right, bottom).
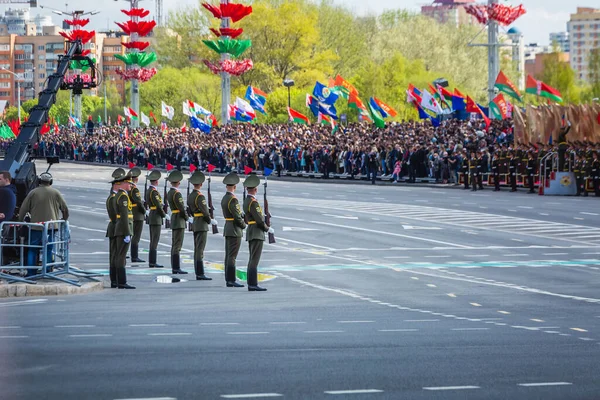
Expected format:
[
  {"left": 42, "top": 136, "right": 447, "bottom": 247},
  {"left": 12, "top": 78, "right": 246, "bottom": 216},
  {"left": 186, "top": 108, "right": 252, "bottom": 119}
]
[
  {"left": 3, "top": 106, "right": 27, "bottom": 122},
  {"left": 541, "top": 51, "right": 580, "bottom": 103},
  {"left": 589, "top": 48, "right": 600, "bottom": 99}
]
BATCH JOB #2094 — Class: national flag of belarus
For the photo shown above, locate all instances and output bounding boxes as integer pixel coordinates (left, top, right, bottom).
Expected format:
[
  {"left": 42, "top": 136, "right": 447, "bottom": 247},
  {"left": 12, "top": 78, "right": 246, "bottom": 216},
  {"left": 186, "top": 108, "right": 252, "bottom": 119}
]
[
  {"left": 348, "top": 92, "right": 367, "bottom": 112},
  {"left": 495, "top": 70, "right": 522, "bottom": 102},
  {"left": 525, "top": 75, "right": 562, "bottom": 103},
  {"left": 490, "top": 93, "right": 509, "bottom": 120},
  {"left": 124, "top": 107, "right": 138, "bottom": 120},
  {"left": 287, "top": 107, "right": 310, "bottom": 125}
]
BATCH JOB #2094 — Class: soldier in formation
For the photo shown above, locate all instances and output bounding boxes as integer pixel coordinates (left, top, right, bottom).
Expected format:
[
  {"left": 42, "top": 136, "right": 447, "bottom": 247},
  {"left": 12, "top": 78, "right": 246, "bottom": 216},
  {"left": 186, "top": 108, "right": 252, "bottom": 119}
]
[
  {"left": 128, "top": 167, "right": 146, "bottom": 263},
  {"left": 221, "top": 173, "right": 246, "bottom": 288},
  {"left": 145, "top": 170, "right": 166, "bottom": 268},
  {"left": 167, "top": 170, "right": 188, "bottom": 274}
]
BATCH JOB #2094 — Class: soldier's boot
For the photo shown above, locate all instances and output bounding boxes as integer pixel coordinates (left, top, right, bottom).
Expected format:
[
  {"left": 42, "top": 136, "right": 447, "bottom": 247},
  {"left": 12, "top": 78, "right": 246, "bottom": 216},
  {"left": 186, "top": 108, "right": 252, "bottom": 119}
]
[
  {"left": 116, "top": 267, "right": 135, "bottom": 289},
  {"left": 149, "top": 249, "right": 164, "bottom": 268},
  {"left": 195, "top": 260, "right": 212, "bottom": 281},
  {"left": 109, "top": 266, "right": 117, "bottom": 288},
  {"left": 246, "top": 267, "right": 266, "bottom": 291},
  {"left": 130, "top": 244, "right": 145, "bottom": 264},
  {"left": 226, "top": 264, "right": 243, "bottom": 287},
  {"left": 172, "top": 254, "right": 188, "bottom": 275}
]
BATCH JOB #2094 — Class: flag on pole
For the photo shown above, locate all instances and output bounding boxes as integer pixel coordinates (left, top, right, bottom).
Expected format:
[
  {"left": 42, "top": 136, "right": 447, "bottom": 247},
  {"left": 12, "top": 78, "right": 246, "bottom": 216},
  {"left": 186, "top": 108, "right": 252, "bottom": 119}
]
[
  {"left": 117, "top": 115, "right": 122, "bottom": 126},
  {"left": 495, "top": 70, "right": 522, "bottom": 102},
  {"left": 141, "top": 112, "right": 150, "bottom": 126},
  {"left": 264, "top": 167, "right": 273, "bottom": 177},
  {"left": 181, "top": 121, "right": 187, "bottom": 133},
  {"left": 244, "top": 86, "right": 268, "bottom": 114},
  {"left": 367, "top": 101, "right": 386, "bottom": 129},
  {"left": 369, "top": 97, "right": 397, "bottom": 118},
  {"left": 451, "top": 89, "right": 466, "bottom": 111},
  {"left": 489, "top": 93, "right": 509, "bottom": 120},
  {"left": 466, "top": 96, "right": 490, "bottom": 128},
  {"left": 149, "top": 111, "right": 157, "bottom": 123},
  {"left": 525, "top": 75, "right": 563, "bottom": 103},
  {"left": 313, "top": 81, "right": 339, "bottom": 105},
  {"left": 161, "top": 101, "right": 174, "bottom": 120},
  {"left": 235, "top": 97, "right": 257, "bottom": 120},
  {"left": 244, "top": 166, "right": 253, "bottom": 175},
  {"left": 124, "top": 107, "right": 138, "bottom": 120},
  {"left": 160, "top": 121, "right": 168, "bottom": 134},
  {"left": 319, "top": 112, "right": 338, "bottom": 134},
  {"left": 420, "top": 90, "right": 443, "bottom": 114},
  {"left": 329, "top": 74, "right": 359, "bottom": 100},
  {"left": 287, "top": 107, "right": 310, "bottom": 125}
]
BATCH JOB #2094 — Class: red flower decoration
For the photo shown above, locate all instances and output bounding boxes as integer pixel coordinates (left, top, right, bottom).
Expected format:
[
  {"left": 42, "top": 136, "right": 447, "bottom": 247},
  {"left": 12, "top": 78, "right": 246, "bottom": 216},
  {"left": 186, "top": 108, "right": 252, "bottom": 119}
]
[
  {"left": 64, "top": 18, "right": 90, "bottom": 27},
  {"left": 122, "top": 41, "right": 150, "bottom": 51},
  {"left": 464, "top": 3, "right": 526, "bottom": 26},
  {"left": 59, "top": 29, "right": 96, "bottom": 44},
  {"left": 115, "top": 67, "right": 157, "bottom": 82},
  {"left": 209, "top": 27, "right": 243, "bottom": 39},
  {"left": 202, "top": 2, "right": 253, "bottom": 23},
  {"left": 121, "top": 8, "right": 151, "bottom": 18},
  {"left": 203, "top": 58, "right": 253, "bottom": 76},
  {"left": 115, "top": 20, "right": 156, "bottom": 37}
]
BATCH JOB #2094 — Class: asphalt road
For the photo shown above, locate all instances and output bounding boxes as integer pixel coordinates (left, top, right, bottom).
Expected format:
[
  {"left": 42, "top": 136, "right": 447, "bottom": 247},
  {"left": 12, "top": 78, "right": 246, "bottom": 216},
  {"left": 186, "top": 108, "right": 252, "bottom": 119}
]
[{"left": 1, "top": 162, "right": 600, "bottom": 400}]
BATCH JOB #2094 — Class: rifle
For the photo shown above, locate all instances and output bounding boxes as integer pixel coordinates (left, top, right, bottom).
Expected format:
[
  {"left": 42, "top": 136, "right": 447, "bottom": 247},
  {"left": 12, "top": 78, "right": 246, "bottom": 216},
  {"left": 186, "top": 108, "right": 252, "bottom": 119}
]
[
  {"left": 264, "top": 176, "right": 275, "bottom": 244},
  {"left": 207, "top": 172, "right": 218, "bottom": 234},
  {"left": 186, "top": 179, "right": 193, "bottom": 232},
  {"left": 243, "top": 185, "right": 248, "bottom": 224},
  {"left": 163, "top": 175, "right": 170, "bottom": 229}
]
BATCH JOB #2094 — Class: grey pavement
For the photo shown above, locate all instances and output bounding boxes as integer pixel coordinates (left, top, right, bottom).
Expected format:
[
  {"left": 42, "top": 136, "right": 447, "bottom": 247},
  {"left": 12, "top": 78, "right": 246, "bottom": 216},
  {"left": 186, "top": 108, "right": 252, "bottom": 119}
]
[{"left": 1, "top": 162, "right": 599, "bottom": 400}]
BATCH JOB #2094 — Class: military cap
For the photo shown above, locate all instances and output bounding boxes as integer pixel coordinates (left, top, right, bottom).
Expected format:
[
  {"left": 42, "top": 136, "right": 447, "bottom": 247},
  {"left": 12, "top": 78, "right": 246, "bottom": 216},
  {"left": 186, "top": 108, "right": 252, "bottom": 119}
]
[
  {"left": 188, "top": 171, "right": 206, "bottom": 185},
  {"left": 223, "top": 172, "right": 240, "bottom": 186},
  {"left": 167, "top": 170, "right": 184, "bottom": 183},
  {"left": 111, "top": 170, "right": 133, "bottom": 184},
  {"left": 243, "top": 174, "right": 260, "bottom": 189},
  {"left": 147, "top": 170, "right": 161, "bottom": 181},
  {"left": 129, "top": 167, "right": 142, "bottom": 177},
  {"left": 111, "top": 168, "right": 125, "bottom": 179}
]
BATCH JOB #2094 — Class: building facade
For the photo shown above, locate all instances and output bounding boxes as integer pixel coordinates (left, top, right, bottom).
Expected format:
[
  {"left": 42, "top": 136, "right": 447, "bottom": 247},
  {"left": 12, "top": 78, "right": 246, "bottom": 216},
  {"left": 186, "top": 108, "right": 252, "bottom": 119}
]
[
  {"left": 567, "top": 7, "right": 600, "bottom": 82},
  {"left": 420, "top": 0, "right": 478, "bottom": 27},
  {"left": 507, "top": 27, "right": 525, "bottom": 91},
  {"left": 549, "top": 31, "right": 570, "bottom": 53}
]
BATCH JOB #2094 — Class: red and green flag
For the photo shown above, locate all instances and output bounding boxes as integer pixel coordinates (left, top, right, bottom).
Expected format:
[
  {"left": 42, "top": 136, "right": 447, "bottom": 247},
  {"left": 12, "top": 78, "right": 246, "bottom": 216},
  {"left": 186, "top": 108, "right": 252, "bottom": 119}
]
[
  {"left": 526, "top": 75, "right": 563, "bottom": 103},
  {"left": 287, "top": 107, "right": 310, "bottom": 125},
  {"left": 329, "top": 74, "right": 358, "bottom": 100},
  {"left": 319, "top": 112, "right": 338, "bottom": 134},
  {"left": 490, "top": 93, "right": 509, "bottom": 120},
  {"left": 466, "top": 96, "right": 490, "bottom": 128},
  {"left": 348, "top": 92, "right": 367, "bottom": 112},
  {"left": 367, "top": 101, "right": 385, "bottom": 129},
  {"left": 124, "top": 107, "right": 139, "bottom": 120},
  {"left": 0, "top": 123, "right": 15, "bottom": 139},
  {"left": 495, "top": 70, "right": 522, "bottom": 102}
]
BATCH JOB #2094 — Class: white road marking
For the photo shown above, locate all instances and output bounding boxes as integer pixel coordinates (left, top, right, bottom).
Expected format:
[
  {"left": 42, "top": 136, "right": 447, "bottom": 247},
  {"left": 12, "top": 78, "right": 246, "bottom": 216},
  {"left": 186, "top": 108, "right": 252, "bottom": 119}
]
[
  {"left": 543, "top": 253, "right": 568, "bottom": 256},
  {"left": 147, "top": 333, "right": 192, "bottom": 336},
  {"left": 511, "top": 239, "right": 524, "bottom": 242},
  {"left": 411, "top": 277, "right": 419, "bottom": 280},
  {"left": 337, "top": 321, "right": 374, "bottom": 324},
  {"left": 470, "top": 303, "right": 482, "bottom": 307},
  {"left": 378, "top": 329, "right": 418, "bottom": 332},
  {"left": 226, "top": 332, "right": 269, "bottom": 335},
  {"left": 69, "top": 334, "right": 112, "bottom": 338},
  {"left": 383, "top": 256, "right": 410, "bottom": 259},
  {"left": 425, "top": 255, "right": 450, "bottom": 258},
  {"left": 221, "top": 394, "right": 282, "bottom": 399},
  {"left": 55, "top": 325, "right": 95, "bottom": 328},
  {"left": 322, "top": 214, "right": 359, "bottom": 220},
  {"left": 530, "top": 319, "right": 544, "bottom": 323},
  {"left": 304, "top": 330, "right": 344, "bottom": 334},
  {"left": 273, "top": 237, "right": 335, "bottom": 251},
  {"left": 580, "top": 212, "right": 599, "bottom": 216},
  {"left": 0, "top": 326, "right": 21, "bottom": 329},
  {"left": 574, "top": 217, "right": 584, "bottom": 220},
  {"left": 281, "top": 227, "right": 319, "bottom": 232},
  {"left": 0, "top": 299, "right": 48, "bottom": 307},
  {"left": 324, "top": 389, "right": 383, "bottom": 395},
  {"left": 447, "top": 293, "right": 456, "bottom": 298},
  {"left": 423, "top": 386, "right": 480, "bottom": 391},
  {"left": 452, "top": 328, "right": 489, "bottom": 331},
  {"left": 518, "top": 382, "right": 572, "bottom": 387},
  {"left": 0, "top": 335, "right": 28, "bottom": 338},
  {"left": 426, "top": 284, "right": 437, "bottom": 288},
  {"left": 570, "top": 328, "right": 588, "bottom": 332}
]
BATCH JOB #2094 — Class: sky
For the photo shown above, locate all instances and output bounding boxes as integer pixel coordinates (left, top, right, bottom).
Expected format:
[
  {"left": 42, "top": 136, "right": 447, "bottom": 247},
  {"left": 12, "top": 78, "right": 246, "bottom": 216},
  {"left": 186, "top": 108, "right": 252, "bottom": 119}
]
[{"left": 0, "top": 0, "right": 585, "bottom": 45}]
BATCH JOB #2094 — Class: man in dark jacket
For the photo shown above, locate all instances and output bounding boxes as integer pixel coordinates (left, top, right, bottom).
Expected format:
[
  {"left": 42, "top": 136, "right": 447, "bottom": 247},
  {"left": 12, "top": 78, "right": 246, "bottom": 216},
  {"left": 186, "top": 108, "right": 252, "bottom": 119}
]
[{"left": 0, "top": 170, "right": 16, "bottom": 223}]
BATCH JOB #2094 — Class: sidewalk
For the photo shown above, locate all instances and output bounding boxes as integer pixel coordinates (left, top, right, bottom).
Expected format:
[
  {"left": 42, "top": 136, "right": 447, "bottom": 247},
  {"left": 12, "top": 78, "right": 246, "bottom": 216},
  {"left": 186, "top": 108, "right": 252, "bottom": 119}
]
[{"left": 0, "top": 278, "right": 102, "bottom": 298}]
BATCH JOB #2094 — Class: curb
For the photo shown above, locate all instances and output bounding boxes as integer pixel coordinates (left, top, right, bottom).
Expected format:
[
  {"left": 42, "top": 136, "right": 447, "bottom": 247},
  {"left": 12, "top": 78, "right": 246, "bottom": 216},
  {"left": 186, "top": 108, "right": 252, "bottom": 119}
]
[{"left": 0, "top": 281, "right": 103, "bottom": 298}]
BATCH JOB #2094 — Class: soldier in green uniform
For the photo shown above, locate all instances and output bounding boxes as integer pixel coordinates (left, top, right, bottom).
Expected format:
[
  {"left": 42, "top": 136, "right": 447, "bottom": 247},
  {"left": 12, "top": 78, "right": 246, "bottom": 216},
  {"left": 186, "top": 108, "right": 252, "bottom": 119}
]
[
  {"left": 128, "top": 167, "right": 146, "bottom": 263},
  {"left": 106, "top": 168, "right": 124, "bottom": 287},
  {"left": 145, "top": 170, "right": 166, "bottom": 268},
  {"left": 469, "top": 152, "right": 478, "bottom": 192},
  {"left": 491, "top": 152, "right": 500, "bottom": 192},
  {"left": 574, "top": 152, "right": 584, "bottom": 196},
  {"left": 187, "top": 171, "right": 218, "bottom": 280},
  {"left": 221, "top": 172, "right": 246, "bottom": 287},
  {"left": 243, "top": 174, "right": 274, "bottom": 292},
  {"left": 592, "top": 151, "right": 600, "bottom": 197},
  {"left": 526, "top": 150, "right": 536, "bottom": 194},
  {"left": 461, "top": 150, "right": 470, "bottom": 190},
  {"left": 167, "top": 170, "right": 189, "bottom": 274},
  {"left": 508, "top": 150, "right": 518, "bottom": 192},
  {"left": 111, "top": 170, "right": 135, "bottom": 289}
]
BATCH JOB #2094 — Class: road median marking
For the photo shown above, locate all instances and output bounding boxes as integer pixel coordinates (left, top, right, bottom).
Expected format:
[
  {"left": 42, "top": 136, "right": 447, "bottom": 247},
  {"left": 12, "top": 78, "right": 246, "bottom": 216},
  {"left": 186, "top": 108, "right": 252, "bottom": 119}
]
[{"left": 518, "top": 382, "right": 572, "bottom": 387}]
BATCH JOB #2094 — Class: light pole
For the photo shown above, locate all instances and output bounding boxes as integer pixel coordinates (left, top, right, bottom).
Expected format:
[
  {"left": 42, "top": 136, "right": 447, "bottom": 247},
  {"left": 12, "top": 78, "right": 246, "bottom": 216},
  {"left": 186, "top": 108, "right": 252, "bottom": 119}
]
[
  {"left": 283, "top": 79, "right": 294, "bottom": 109},
  {"left": 1, "top": 67, "right": 23, "bottom": 122}
]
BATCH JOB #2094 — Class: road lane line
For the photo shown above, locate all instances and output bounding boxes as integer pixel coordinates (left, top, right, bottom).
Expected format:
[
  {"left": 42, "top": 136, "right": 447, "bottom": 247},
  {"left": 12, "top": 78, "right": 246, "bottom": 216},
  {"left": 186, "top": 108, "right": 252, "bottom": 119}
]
[
  {"left": 447, "top": 293, "right": 456, "bottom": 298},
  {"left": 221, "top": 394, "right": 282, "bottom": 399},
  {"left": 570, "top": 328, "right": 588, "bottom": 332},
  {"left": 69, "top": 334, "right": 112, "bottom": 338},
  {"left": 200, "top": 323, "right": 240, "bottom": 326},
  {"left": 0, "top": 335, "right": 29, "bottom": 338},
  {"left": 470, "top": 303, "right": 482, "bottom": 307},
  {"left": 269, "top": 322, "right": 306, "bottom": 325},
  {"left": 0, "top": 326, "right": 21, "bottom": 329},
  {"left": 324, "top": 389, "right": 383, "bottom": 395},
  {"left": 530, "top": 319, "right": 544, "bottom": 323},
  {"left": 426, "top": 284, "right": 437, "bottom": 288},
  {"left": 0, "top": 299, "right": 48, "bottom": 307},
  {"left": 147, "top": 333, "right": 192, "bottom": 336},
  {"left": 423, "top": 386, "right": 480, "bottom": 391},
  {"left": 498, "top": 311, "right": 511, "bottom": 314},
  {"left": 518, "top": 382, "right": 572, "bottom": 387},
  {"left": 114, "top": 397, "right": 177, "bottom": 400}
]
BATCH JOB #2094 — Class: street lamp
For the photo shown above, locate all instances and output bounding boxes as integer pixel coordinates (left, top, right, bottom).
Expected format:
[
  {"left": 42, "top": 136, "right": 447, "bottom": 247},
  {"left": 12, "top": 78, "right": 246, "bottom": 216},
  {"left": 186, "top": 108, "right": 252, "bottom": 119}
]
[
  {"left": 283, "top": 78, "right": 294, "bottom": 109},
  {"left": 1, "top": 67, "right": 23, "bottom": 122}
]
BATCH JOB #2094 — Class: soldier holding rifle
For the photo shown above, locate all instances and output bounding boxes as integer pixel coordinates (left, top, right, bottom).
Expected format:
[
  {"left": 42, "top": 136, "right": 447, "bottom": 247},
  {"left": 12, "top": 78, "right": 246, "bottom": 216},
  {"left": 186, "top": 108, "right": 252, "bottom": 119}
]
[{"left": 145, "top": 170, "right": 166, "bottom": 268}]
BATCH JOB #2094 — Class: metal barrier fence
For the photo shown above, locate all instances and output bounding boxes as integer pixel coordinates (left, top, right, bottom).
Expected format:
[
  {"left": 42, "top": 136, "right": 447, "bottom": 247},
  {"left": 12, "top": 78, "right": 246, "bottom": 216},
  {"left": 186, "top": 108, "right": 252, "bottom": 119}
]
[{"left": 0, "top": 220, "right": 101, "bottom": 286}]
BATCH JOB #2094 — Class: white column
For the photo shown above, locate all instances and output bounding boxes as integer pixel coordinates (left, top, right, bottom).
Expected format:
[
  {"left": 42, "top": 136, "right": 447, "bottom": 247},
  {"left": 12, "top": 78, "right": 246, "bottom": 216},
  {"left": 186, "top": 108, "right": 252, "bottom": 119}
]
[
  {"left": 487, "top": 0, "right": 499, "bottom": 118},
  {"left": 220, "top": 0, "right": 230, "bottom": 124},
  {"left": 130, "top": 0, "right": 140, "bottom": 128}
]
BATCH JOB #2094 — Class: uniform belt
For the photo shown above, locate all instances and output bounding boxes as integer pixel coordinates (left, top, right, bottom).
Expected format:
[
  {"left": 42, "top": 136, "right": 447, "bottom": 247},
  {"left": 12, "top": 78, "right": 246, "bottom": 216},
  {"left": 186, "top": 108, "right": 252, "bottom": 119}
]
[
  {"left": 247, "top": 221, "right": 256, "bottom": 225},
  {"left": 132, "top": 204, "right": 137, "bottom": 207},
  {"left": 172, "top": 210, "right": 180, "bottom": 214},
  {"left": 193, "top": 213, "right": 204, "bottom": 217},
  {"left": 225, "top": 218, "right": 234, "bottom": 221},
  {"left": 150, "top": 207, "right": 157, "bottom": 210},
  {"left": 116, "top": 215, "right": 133, "bottom": 219}
]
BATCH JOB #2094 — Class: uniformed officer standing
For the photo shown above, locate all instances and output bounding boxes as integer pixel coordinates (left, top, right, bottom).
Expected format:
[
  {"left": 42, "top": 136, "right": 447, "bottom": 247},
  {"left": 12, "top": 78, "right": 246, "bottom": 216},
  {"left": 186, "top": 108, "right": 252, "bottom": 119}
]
[
  {"left": 167, "top": 170, "right": 188, "bottom": 274},
  {"left": 491, "top": 153, "right": 500, "bottom": 191},
  {"left": 462, "top": 151, "right": 470, "bottom": 190},
  {"left": 106, "top": 168, "right": 123, "bottom": 287},
  {"left": 145, "top": 170, "right": 166, "bottom": 268},
  {"left": 592, "top": 152, "right": 600, "bottom": 197},
  {"left": 243, "top": 175, "right": 275, "bottom": 292},
  {"left": 469, "top": 152, "right": 478, "bottom": 192},
  {"left": 526, "top": 151, "right": 536, "bottom": 194},
  {"left": 187, "top": 171, "right": 218, "bottom": 281},
  {"left": 128, "top": 167, "right": 146, "bottom": 263},
  {"left": 508, "top": 150, "right": 518, "bottom": 192},
  {"left": 111, "top": 170, "right": 135, "bottom": 289},
  {"left": 221, "top": 173, "right": 246, "bottom": 288},
  {"left": 574, "top": 153, "right": 584, "bottom": 196}
]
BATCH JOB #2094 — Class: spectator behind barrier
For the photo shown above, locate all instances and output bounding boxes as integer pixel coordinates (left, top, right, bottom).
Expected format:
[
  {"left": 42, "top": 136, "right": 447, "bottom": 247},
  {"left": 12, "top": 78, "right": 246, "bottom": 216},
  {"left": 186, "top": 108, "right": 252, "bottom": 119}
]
[{"left": 0, "top": 170, "right": 16, "bottom": 223}]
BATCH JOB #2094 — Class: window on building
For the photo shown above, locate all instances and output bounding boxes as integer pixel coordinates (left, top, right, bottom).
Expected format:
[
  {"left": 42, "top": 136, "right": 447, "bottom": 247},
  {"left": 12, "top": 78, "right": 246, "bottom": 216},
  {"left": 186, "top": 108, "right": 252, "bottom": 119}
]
[
  {"left": 38, "top": 73, "right": 45, "bottom": 79},
  {"left": 0, "top": 91, "right": 10, "bottom": 97},
  {"left": 38, "top": 45, "right": 44, "bottom": 51},
  {"left": 38, "top": 54, "right": 44, "bottom": 60},
  {"left": 0, "top": 44, "right": 10, "bottom": 51},
  {"left": 39, "top": 82, "right": 44, "bottom": 88},
  {"left": 15, "top": 44, "right": 33, "bottom": 52},
  {"left": 38, "top": 64, "right": 44, "bottom": 70},
  {"left": 0, "top": 82, "right": 11, "bottom": 88},
  {"left": 0, "top": 73, "right": 10, "bottom": 79}
]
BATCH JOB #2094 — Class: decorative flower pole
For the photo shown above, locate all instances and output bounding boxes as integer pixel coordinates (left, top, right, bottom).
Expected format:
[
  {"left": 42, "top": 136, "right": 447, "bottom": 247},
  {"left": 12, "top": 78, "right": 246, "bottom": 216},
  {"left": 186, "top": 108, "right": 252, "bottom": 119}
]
[
  {"left": 202, "top": 1, "right": 253, "bottom": 123},
  {"left": 60, "top": 15, "right": 96, "bottom": 124},
  {"left": 115, "top": 2, "right": 157, "bottom": 128}
]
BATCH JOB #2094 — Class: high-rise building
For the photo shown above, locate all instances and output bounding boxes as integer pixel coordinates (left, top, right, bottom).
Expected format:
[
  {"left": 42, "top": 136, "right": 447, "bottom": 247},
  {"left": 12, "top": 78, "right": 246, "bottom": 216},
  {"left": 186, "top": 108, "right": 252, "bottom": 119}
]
[
  {"left": 567, "top": 7, "right": 600, "bottom": 82},
  {"left": 421, "top": 0, "right": 478, "bottom": 27},
  {"left": 549, "top": 31, "right": 570, "bottom": 53}
]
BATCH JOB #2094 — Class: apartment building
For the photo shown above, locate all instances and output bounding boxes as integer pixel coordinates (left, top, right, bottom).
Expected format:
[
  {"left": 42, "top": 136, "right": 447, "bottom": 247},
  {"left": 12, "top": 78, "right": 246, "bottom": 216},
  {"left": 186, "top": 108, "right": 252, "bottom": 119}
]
[
  {"left": 421, "top": 0, "right": 478, "bottom": 27},
  {"left": 568, "top": 7, "right": 600, "bottom": 82}
]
